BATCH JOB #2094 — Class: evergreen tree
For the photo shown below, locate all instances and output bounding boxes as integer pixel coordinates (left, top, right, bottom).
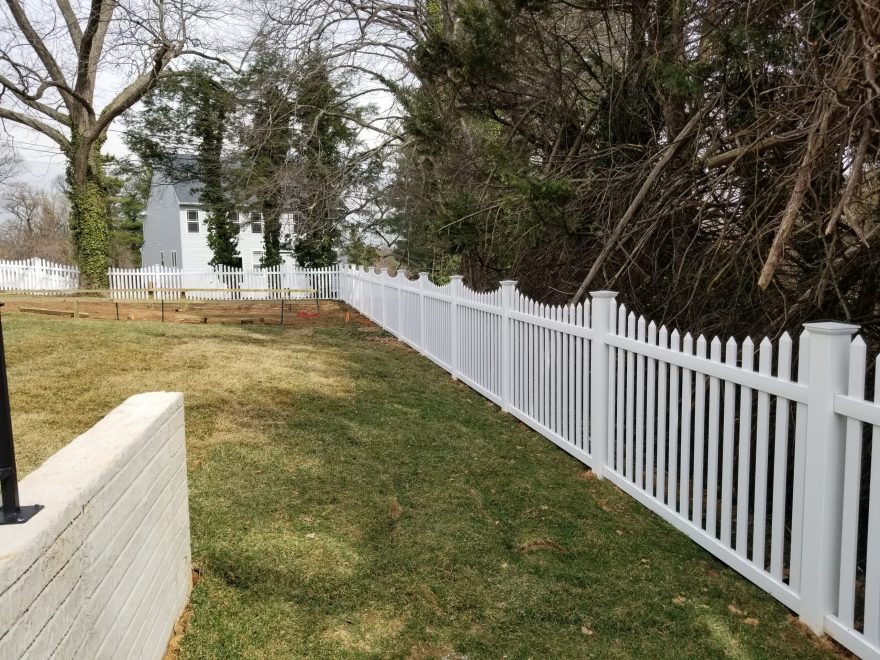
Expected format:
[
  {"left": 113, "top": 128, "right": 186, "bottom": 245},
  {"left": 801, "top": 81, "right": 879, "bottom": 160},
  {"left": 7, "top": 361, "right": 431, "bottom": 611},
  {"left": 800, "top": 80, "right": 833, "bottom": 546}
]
[
  {"left": 238, "top": 43, "right": 296, "bottom": 267},
  {"left": 125, "top": 65, "right": 241, "bottom": 267},
  {"left": 291, "top": 53, "right": 358, "bottom": 267}
]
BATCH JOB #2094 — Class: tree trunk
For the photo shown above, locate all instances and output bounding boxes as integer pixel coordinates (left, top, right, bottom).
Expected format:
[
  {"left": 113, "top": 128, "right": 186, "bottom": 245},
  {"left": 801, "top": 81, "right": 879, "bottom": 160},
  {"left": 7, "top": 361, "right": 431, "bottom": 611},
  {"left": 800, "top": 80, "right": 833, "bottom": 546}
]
[{"left": 67, "top": 139, "right": 110, "bottom": 288}]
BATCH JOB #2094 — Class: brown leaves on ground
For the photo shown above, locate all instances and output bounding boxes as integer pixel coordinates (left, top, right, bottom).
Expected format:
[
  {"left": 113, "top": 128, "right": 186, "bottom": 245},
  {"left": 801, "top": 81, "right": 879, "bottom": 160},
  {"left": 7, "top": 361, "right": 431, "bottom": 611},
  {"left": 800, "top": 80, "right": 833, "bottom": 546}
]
[
  {"left": 517, "top": 537, "right": 566, "bottom": 553},
  {"left": 728, "top": 603, "right": 759, "bottom": 626}
]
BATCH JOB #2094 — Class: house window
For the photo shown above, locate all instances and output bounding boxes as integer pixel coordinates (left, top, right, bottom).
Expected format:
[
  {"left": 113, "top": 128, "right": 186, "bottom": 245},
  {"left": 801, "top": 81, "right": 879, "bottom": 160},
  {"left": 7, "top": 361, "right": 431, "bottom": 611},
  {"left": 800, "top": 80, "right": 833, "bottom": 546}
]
[
  {"left": 230, "top": 212, "right": 241, "bottom": 233},
  {"left": 160, "top": 251, "right": 165, "bottom": 266},
  {"left": 253, "top": 251, "right": 264, "bottom": 268},
  {"left": 171, "top": 251, "right": 178, "bottom": 267},
  {"left": 187, "top": 210, "right": 199, "bottom": 233},
  {"left": 251, "top": 212, "right": 262, "bottom": 234}
]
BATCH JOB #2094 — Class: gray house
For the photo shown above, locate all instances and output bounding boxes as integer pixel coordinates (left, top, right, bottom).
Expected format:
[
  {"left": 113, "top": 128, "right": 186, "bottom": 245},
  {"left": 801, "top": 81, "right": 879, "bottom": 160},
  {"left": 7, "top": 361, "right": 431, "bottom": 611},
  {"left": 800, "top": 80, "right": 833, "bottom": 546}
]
[{"left": 141, "top": 168, "right": 296, "bottom": 270}]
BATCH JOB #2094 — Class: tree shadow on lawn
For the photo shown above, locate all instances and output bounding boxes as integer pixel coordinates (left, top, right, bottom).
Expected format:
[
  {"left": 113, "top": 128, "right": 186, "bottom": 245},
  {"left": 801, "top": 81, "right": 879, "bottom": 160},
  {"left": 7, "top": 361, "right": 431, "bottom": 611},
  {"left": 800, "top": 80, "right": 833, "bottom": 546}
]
[{"left": 181, "top": 328, "right": 840, "bottom": 660}]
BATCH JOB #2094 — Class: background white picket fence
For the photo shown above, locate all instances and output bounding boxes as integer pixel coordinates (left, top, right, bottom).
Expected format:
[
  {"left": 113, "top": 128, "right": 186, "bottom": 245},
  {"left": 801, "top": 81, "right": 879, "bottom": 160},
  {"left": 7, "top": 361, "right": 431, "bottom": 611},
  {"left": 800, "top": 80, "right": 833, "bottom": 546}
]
[
  {"left": 0, "top": 259, "right": 340, "bottom": 300},
  {"left": 339, "top": 265, "right": 880, "bottom": 660},
  {"left": 0, "top": 258, "right": 79, "bottom": 292},
  {"left": 108, "top": 265, "right": 339, "bottom": 300}
]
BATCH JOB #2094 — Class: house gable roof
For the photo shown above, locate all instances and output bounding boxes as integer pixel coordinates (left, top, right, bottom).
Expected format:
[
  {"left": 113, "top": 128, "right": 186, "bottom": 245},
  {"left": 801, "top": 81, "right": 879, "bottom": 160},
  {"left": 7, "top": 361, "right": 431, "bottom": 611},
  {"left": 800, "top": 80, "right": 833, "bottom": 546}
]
[{"left": 173, "top": 180, "right": 203, "bottom": 205}]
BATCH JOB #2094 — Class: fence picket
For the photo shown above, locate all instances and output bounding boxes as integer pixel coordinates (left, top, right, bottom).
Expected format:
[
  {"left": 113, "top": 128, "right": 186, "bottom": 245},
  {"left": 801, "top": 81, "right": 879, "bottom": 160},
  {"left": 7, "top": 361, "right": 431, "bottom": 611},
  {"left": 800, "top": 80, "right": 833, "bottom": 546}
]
[{"left": 736, "top": 338, "right": 755, "bottom": 557}]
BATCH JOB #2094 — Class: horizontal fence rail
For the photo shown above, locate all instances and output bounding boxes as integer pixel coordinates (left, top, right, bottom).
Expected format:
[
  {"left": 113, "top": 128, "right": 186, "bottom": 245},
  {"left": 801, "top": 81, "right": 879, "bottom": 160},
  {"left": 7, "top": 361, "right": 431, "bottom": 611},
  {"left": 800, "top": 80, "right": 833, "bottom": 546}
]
[
  {"left": 339, "top": 265, "right": 880, "bottom": 660},
  {"left": 0, "top": 258, "right": 79, "bottom": 293}
]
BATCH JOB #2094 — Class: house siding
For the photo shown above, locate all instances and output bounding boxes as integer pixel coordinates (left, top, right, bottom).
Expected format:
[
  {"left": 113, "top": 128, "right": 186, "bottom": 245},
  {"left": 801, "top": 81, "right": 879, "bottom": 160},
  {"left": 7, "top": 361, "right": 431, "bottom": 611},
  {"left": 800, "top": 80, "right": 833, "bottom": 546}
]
[
  {"left": 141, "top": 171, "right": 182, "bottom": 268},
  {"left": 143, "top": 170, "right": 299, "bottom": 270}
]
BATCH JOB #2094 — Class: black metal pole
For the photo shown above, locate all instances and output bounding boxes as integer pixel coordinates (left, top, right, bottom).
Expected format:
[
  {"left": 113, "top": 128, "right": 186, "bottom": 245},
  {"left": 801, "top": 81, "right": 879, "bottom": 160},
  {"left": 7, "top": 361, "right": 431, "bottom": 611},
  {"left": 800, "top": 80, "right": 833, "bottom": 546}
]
[{"left": 0, "top": 304, "right": 41, "bottom": 524}]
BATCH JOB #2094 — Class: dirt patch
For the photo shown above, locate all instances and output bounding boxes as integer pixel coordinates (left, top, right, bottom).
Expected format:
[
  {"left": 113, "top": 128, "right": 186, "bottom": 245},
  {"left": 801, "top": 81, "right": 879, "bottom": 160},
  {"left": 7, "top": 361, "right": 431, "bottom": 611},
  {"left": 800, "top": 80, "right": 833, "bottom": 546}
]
[
  {"left": 3, "top": 297, "right": 370, "bottom": 328},
  {"left": 162, "top": 568, "right": 201, "bottom": 659}
]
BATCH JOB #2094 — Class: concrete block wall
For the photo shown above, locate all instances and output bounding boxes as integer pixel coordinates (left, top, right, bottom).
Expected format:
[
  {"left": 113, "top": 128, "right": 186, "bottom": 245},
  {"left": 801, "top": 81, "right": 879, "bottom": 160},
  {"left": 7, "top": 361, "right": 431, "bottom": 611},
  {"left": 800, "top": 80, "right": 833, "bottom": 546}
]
[{"left": 0, "top": 392, "right": 191, "bottom": 659}]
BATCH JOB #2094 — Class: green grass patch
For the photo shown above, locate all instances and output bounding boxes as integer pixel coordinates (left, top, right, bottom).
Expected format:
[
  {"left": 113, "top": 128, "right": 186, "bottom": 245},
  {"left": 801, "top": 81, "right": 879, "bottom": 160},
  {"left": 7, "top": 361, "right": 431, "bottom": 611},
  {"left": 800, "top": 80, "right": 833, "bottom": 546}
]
[{"left": 5, "top": 313, "right": 840, "bottom": 658}]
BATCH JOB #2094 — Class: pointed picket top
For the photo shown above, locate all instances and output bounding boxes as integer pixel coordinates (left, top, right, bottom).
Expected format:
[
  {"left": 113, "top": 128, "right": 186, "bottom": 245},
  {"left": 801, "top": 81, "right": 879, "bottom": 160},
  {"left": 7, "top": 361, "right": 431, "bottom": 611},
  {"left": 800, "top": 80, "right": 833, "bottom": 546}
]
[
  {"left": 637, "top": 315, "right": 647, "bottom": 337},
  {"left": 874, "top": 354, "right": 880, "bottom": 403},
  {"left": 683, "top": 332, "right": 694, "bottom": 353},
  {"left": 760, "top": 336, "right": 772, "bottom": 350},
  {"left": 741, "top": 337, "right": 755, "bottom": 369},
  {"left": 670, "top": 328, "right": 681, "bottom": 349},
  {"left": 848, "top": 337, "right": 867, "bottom": 397},
  {"left": 725, "top": 337, "right": 738, "bottom": 366},
  {"left": 648, "top": 321, "right": 658, "bottom": 343},
  {"left": 627, "top": 311, "right": 636, "bottom": 337},
  {"left": 696, "top": 334, "right": 707, "bottom": 356},
  {"left": 710, "top": 336, "right": 722, "bottom": 354}
]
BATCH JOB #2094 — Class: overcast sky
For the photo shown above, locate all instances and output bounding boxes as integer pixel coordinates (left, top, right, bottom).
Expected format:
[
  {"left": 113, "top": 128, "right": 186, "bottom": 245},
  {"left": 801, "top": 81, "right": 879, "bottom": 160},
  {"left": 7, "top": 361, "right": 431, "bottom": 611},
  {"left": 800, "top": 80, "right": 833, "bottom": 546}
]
[{"left": 0, "top": 0, "right": 405, "bottom": 191}]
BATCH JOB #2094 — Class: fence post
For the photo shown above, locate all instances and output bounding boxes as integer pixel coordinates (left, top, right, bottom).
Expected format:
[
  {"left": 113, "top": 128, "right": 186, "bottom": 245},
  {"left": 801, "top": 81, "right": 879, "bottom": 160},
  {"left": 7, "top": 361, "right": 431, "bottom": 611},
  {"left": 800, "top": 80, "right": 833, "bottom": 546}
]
[
  {"left": 798, "top": 321, "right": 859, "bottom": 634},
  {"left": 396, "top": 267, "right": 406, "bottom": 339},
  {"left": 500, "top": 280, "right": 517, "bottom": 412},
  {"left": 450, "top": 275, "right": 463, "bottom": 380},
  {"left": 589, "top": 291, "right": 617, "bottom": 479},
  {"left": 418, "top": 273, "right": 428, "bottom": 355},
  {"left": 378, "top": 268, "right": 387, "bottom": 328}
]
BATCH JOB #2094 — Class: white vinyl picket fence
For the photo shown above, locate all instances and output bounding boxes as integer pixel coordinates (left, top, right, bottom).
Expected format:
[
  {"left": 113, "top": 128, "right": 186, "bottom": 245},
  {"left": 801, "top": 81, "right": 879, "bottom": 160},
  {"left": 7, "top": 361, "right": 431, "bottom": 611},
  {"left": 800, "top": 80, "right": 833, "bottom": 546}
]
[
  {"left": 108, "top": 265, "right": 339, "bottom": 300},
  {"left": 339, "top": 265, "right": 880, "bottom": 660},
  {"left": 0, "top": 258, "right": 79, "bottom": 292}
]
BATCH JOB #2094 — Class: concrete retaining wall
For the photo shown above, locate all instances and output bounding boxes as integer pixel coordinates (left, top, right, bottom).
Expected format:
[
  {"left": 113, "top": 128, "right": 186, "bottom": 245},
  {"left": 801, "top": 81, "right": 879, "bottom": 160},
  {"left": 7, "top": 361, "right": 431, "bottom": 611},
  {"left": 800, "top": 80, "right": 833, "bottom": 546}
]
[{"left": 0, "top": 392, "right": 191, "bottom": 659}]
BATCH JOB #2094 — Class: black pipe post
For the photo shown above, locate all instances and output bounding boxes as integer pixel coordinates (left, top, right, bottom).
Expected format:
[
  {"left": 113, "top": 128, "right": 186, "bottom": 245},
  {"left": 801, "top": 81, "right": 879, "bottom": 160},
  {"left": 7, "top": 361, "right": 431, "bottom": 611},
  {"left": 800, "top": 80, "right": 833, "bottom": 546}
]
[{"left": 0, "top": 304, "right": 42, "bottom": 524}]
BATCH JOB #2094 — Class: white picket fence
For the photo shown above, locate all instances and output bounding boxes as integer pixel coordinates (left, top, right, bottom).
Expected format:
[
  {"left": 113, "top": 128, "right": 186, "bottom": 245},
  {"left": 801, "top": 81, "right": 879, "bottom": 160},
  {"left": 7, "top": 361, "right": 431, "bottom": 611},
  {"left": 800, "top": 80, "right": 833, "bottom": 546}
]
[
  {"left": 108, "top": 265, "right": 339, "bottom": 300},
  {"left": 0, "top": 258, "right": 79, "bottom": 292},
  {"left": 339, "top": 265, "right": 880, "bottom": 660}
]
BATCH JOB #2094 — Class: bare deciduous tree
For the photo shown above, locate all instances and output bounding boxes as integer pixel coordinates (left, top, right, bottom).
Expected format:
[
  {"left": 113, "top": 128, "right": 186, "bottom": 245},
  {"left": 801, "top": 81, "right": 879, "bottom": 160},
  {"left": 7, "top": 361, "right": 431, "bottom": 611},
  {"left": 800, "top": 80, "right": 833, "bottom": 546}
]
[
  {"left": 0, "top": 183, "right": 73, "bottom": 262},
  {"left": 0, "top": 0, "right": 224, "bottom": 285}
]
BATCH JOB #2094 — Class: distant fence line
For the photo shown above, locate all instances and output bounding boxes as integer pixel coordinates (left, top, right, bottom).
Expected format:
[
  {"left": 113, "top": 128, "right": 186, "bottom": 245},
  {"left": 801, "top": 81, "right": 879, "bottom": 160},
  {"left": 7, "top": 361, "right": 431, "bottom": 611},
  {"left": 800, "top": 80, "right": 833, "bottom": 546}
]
[
  {"left": 0, "top": 258, "right": 78, "bottom": 293},
  {"left": 339, "top": 265, "right": 880, "bottom": 660},
  {"left": 0, "top": 259, "right": 340, "bottom": 300},
  {"left": 108, "top": 264, "right": 339, "bottom": 300}
]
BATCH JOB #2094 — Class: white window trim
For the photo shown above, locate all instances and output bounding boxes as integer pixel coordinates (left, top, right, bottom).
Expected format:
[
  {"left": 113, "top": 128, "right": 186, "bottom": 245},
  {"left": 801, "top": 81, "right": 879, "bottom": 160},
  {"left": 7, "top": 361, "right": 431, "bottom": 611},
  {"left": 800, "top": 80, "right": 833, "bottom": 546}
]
[{"left": 186, "top": 209, "right": 200, "bottom": 233}]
